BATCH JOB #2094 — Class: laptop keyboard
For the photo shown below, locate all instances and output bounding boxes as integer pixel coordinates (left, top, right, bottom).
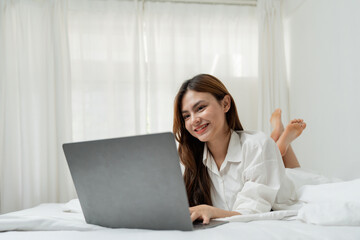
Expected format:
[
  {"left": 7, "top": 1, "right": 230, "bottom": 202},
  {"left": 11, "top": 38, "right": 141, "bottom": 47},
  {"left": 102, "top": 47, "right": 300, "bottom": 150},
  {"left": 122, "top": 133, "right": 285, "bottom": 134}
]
[{"left": 192, "top": 220, "right": 228, "bottom": 230}]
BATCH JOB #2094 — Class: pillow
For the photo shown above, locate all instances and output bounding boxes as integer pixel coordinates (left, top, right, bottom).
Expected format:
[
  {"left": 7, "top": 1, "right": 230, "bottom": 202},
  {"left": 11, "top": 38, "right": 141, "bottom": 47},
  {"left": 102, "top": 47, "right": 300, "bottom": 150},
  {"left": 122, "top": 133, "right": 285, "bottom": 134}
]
[
  {"left": 297, "top": 178, "right": 360, "bottom": 204},
  {"left": 297, "top": 202, "right": 360, "bottom": 226}
]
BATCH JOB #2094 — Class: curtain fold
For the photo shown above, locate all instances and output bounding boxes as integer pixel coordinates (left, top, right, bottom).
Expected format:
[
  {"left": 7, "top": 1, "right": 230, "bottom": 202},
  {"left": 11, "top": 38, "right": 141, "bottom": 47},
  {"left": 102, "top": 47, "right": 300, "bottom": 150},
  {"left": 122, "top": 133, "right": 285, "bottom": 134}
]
[
  {"left": 143, "top": 2, "right": 258, "bottom": 132},
  {"left": 68, "top": 0, "right": 258, "bottom": 138},
  {"left": 0, "top": 0, "right": 75, "bottom": 214},
  {"left": 257, "top": 0, "right": 290, "bottom": 134},
  {"left": 67, "top": 0, "right": 146, "bottom": 141}
]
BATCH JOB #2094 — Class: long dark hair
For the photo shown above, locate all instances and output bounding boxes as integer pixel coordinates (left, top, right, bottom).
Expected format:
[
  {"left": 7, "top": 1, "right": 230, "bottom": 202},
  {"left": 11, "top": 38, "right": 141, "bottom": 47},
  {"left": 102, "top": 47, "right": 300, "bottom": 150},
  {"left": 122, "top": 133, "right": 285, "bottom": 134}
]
[{"left": 173, "top": 74, "right": 243, "bottom": 207}]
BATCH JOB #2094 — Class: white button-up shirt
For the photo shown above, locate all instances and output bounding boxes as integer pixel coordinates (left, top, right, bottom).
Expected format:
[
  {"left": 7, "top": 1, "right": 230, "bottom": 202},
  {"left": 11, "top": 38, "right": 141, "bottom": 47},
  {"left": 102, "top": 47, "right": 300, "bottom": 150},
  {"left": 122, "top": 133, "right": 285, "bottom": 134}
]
[{"left": 203, "top": 130, "right": 296, "bottom": 215}]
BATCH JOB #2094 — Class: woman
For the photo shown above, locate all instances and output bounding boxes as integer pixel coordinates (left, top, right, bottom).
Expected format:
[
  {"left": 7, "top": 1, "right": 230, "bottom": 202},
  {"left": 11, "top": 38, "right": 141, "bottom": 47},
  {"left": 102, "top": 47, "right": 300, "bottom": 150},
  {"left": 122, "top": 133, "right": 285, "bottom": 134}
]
[{"left": 173, "top": 74, "right": 306, "bottom": 224}]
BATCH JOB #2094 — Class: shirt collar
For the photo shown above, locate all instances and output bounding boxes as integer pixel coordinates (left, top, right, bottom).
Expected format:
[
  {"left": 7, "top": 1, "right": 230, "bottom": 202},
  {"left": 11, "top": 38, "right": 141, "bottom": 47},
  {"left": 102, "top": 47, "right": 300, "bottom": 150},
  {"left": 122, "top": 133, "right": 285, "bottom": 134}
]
[
  {"left": 202, "top": 143, "right": 211, "bottom": 169},
  {"left": 226, "top": 130, "right": 242, "bottom": 163},
  {"left": 202, "top": 143, "right": 218, "bottom": 175},
  {"left": 202, "top": 130, "right": 242, "bottom": 171}
]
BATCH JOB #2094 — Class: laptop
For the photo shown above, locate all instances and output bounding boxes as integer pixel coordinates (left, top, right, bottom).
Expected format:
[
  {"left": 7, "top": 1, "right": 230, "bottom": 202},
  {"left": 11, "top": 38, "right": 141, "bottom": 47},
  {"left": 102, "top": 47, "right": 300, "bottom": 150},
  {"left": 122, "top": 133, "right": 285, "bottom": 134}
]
[{"left": 63, "top": 132, "right": 228, "bottom": 231}]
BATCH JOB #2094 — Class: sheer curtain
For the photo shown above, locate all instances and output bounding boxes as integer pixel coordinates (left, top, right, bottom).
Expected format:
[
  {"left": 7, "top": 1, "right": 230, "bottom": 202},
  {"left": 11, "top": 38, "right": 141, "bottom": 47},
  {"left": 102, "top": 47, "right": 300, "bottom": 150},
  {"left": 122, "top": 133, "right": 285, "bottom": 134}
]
[
  {"left": 257, "top": 0, "right": 290, "bottom": 134},
  {"left": 0, "top": 0, "right": 258, "bottom": 213},
  {"left": 143, "top": 2, "right": 258, "bottom": 132},
  {"left": 68, "top": 0, "right": 258, "bottom": 139},
  {"left": 67, "top": 0, "right": 147, "bottom": 141},
  {"left": 0, "top": 0, "right": 75, "bottom": 214}
]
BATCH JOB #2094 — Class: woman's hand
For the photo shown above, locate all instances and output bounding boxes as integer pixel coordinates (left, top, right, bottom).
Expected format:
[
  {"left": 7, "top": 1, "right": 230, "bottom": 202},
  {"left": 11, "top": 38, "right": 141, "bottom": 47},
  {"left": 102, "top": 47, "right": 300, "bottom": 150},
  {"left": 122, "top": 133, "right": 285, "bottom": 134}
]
[
  {"left": 189, "top": 205, "right": 242, "bottom": 224},
  {"left": 189, "top": 204, "right": 214, "bottom": 224}
]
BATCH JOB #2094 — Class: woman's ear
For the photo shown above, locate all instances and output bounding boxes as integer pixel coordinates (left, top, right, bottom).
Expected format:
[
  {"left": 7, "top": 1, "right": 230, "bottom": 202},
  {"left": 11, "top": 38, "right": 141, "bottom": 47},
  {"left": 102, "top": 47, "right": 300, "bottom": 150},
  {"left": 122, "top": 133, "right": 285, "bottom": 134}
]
[{"left": 223, "top": 95, "right": 231, "bottom": 113}]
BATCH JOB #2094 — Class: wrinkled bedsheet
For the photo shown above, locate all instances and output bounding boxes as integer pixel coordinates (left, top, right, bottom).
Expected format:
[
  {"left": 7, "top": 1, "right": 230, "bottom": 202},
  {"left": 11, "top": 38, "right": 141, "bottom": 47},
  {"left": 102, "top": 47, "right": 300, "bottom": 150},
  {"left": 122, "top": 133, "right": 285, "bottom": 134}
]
[{"left": 1, "top": 169, "right": 360, "bottom": 239}]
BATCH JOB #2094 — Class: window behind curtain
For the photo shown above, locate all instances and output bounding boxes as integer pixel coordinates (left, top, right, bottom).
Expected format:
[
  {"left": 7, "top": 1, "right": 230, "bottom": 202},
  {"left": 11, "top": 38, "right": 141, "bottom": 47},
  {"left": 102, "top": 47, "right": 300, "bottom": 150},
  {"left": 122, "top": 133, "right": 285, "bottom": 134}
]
[{"left": 67, "top": 0, "right": 258, "bottom": 142}]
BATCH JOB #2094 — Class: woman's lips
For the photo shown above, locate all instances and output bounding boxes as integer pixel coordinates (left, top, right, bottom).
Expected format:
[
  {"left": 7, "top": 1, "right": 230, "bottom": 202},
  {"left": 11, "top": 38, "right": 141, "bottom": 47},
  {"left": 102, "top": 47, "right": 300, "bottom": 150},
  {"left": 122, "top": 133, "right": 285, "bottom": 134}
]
[{"left": 194, "top": 123, "right": 209, "bottom": 134}]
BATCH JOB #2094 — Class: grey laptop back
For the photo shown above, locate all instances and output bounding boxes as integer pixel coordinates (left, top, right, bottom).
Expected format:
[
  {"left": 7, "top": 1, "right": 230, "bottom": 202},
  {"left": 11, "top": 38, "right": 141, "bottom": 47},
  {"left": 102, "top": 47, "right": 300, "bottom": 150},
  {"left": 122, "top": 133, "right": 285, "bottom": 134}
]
[{"left": 63, "top": 132, "right": 194, "bottom": 230}]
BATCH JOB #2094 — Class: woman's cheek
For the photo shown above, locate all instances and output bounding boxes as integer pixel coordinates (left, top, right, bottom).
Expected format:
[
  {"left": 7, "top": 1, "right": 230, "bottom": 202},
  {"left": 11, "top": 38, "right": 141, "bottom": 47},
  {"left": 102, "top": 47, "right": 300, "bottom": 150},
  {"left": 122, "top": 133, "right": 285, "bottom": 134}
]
[{"left": 185, "top": 122, "right": 193, "bottom": 134}]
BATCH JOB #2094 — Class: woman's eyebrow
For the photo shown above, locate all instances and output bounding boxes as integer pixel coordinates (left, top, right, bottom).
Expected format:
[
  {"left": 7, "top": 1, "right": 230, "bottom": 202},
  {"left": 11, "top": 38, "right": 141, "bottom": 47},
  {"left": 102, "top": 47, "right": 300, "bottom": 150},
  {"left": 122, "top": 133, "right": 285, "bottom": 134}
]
[{"left": 182, "top": 100, "right": 205, "bottom": 113}]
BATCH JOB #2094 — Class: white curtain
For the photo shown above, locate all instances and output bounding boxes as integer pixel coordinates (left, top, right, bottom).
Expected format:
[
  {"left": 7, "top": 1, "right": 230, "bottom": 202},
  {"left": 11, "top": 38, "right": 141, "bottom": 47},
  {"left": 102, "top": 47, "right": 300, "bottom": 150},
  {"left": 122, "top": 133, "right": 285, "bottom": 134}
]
[
  {"left": 67, "top": 0, "right": 148, "bottom": 141},
  {"left": 0, "top": 0, "right": 76, "bottom": 214},
  {"left": 143, "top": 1, "right": 258, "bottom": 132},
  {"left": 257, "top": 0, "right": 289, "bottom": 134},
  {"left": 0, "top": 0, "right": 258, "bottom": 213},
  {"left": 68, "top": 0, "right": 258, "bottom": 139}
]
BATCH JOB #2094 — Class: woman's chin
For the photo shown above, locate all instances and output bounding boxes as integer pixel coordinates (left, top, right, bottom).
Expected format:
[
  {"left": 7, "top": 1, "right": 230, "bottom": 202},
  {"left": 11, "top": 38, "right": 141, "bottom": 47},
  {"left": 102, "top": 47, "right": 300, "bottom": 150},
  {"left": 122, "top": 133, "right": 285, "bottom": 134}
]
[
  {"left": 197, "top": 137, "right": 207, "bottom": 142},
  {"left": 195, "top": 132, "right": 210, "bottom": 142}
]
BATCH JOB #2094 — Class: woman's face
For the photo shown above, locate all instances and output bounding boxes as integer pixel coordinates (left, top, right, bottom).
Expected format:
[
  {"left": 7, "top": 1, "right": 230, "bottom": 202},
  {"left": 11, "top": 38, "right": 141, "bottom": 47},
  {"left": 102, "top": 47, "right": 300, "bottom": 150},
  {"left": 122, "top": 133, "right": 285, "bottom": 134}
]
[{"left": 181, "top": 90, "right": 230, "bottom": 143}]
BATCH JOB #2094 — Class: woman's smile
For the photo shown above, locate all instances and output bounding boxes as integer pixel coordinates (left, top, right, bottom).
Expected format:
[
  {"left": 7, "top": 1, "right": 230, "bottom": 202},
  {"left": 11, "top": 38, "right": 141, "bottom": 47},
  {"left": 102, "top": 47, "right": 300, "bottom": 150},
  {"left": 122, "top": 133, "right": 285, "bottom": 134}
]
[{"left": 194, "top": 123, "right": 210, "bottom": 134}]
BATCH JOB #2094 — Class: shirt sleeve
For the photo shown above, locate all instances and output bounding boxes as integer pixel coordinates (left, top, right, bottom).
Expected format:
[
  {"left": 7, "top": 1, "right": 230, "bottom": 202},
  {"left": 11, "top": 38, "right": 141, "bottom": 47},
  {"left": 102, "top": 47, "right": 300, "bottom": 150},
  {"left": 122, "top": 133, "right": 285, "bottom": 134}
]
[{"left": 232, "top": 137, "right": 286, "bottom": 215}]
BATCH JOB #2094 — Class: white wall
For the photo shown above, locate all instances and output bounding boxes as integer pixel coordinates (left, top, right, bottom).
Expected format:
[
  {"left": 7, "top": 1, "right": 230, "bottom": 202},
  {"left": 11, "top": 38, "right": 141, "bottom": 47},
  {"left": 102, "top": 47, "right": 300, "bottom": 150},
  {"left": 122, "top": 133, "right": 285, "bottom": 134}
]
[{"left": 282, "top": 0, "right": 360, "bottom": 180}]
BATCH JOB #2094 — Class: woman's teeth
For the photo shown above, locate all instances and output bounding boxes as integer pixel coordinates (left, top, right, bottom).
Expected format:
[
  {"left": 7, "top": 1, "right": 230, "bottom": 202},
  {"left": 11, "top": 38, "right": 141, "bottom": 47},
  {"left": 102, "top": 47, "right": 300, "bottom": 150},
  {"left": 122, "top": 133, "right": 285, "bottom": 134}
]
[{"left": 196, "top": 124, "right": 208, "bottom": 132}]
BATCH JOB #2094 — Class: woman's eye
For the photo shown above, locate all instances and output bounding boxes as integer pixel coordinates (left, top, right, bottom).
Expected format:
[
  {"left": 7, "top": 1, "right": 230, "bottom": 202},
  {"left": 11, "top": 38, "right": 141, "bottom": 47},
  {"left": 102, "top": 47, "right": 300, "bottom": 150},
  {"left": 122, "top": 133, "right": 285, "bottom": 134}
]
[
  {"left": 198, "top": 105, "right": 206, "bottom": 111},
  {"left": 183, "top": 115, "right": 190, "bottom": 120}
]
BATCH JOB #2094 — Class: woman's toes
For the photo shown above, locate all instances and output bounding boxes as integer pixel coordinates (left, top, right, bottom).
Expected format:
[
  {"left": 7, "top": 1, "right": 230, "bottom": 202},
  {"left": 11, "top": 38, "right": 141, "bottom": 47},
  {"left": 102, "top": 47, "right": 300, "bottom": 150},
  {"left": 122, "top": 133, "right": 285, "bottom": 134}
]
[
  {"left": 290, "top": 119, "right": 299, "bottom": 124},
  {"left": 290, "top": 118, "right": 304, "bottom": 124}
]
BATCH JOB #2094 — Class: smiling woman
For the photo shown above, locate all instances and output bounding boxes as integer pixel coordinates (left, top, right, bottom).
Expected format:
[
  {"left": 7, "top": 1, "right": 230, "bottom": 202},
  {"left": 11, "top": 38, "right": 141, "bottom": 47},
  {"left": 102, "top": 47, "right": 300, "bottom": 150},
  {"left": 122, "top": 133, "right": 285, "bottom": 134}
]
[
  {"left": 173, "top": 74, "right": 305, "bottom": 223},
  {"left": 173, "top": 74, "right": 243, "bottom": 207}
]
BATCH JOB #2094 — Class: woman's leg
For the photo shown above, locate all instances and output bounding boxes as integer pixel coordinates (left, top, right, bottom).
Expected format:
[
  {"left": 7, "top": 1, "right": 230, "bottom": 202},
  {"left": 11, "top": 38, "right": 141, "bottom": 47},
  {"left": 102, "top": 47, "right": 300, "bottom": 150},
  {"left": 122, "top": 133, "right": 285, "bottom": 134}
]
[
  {"left": 270, "top": 109, "right": 306, "bottom": 168},
  {"left": 282, "top": 145, "right": 300, "bottom": 168},
  {"left": 270, "top": 109, "right": 284, "bottom": 142}
]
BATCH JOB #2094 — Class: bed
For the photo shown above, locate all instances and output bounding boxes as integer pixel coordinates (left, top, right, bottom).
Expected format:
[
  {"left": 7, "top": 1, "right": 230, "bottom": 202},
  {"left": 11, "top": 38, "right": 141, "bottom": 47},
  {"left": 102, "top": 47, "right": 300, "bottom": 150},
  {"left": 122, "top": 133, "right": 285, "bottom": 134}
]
[{"left": 1, "top": 169, "right": 360, "bottom": 239}]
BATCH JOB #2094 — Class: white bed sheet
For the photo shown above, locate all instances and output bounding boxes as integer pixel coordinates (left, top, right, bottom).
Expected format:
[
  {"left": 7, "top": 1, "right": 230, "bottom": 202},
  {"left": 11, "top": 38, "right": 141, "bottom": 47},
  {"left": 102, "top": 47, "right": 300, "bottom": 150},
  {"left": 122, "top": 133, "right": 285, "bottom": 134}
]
[
  {"left": 1, "top": 200, "right": 360, "bottom": 240},
  {"left": 1, "top": 218, "right": 360, "bottom": 240},
  {"left": 0, "top": 202, "right": 298, "bottom": 231},
  {"left": 1, "top": 169, "right": 360, "bottom": 239}
]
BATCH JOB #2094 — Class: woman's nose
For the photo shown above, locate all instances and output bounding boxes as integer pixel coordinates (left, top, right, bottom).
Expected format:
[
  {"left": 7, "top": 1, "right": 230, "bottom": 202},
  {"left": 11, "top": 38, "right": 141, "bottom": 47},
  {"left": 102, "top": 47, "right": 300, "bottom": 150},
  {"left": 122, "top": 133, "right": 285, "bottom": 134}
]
[{"left": 191, "top": 116, "right": 200, "bottom": 125}]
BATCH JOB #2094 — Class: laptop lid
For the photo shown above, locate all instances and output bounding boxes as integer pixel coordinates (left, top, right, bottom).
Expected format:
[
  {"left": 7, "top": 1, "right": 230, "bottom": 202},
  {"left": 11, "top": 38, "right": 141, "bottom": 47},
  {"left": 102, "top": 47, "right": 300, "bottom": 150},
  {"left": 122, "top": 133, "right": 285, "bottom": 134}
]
[{"left": 63, "top": 132, "right": 193, "bottom": 231}]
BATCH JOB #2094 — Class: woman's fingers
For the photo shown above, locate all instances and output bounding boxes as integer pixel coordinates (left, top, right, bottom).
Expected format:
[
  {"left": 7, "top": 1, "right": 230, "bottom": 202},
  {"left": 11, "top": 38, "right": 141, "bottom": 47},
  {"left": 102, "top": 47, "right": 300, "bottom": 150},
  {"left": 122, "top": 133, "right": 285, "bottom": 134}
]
[
  {"left": 189, "top": 205, "right": 213, "bottom": 224},
  {"left": 202, "top": 215, "right": 210, "bottom": 224},
  {"left": 190, "top": 211, "right": 200, "bottom": 222},
  {"left": 190, "top": 211, "right": 210, "bottom": 224}
]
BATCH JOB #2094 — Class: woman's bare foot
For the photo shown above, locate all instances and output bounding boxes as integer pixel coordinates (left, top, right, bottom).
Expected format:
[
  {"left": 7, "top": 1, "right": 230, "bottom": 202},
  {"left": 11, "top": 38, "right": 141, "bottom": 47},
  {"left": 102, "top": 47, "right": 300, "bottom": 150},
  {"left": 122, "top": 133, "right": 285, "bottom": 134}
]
[
  {"left": 270, "top": 108, "right": 284, "bottom": 142},
  {"left": 276, "top": 119, "right": 306, "bottom": 156}
]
